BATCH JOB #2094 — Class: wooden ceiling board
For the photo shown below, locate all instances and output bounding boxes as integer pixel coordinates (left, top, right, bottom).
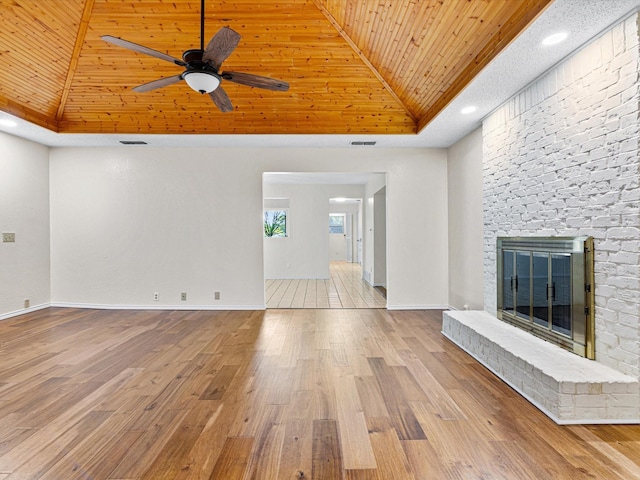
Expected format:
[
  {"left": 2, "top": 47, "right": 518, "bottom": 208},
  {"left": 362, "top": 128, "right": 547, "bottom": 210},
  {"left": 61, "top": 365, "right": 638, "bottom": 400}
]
[
  {"left": 0, "top": 0, "right": 86, "bottom": 121},
  {"left": 0, "top": 0, "right": 552, "bottom": 136},
  {"left": 416, "top": 0, "right": 551, "bottom": 131},
  {"left": 59, "top": 0, "right": 414, "bottom": 134},
  {"left": 401, "top": 3, "right": 495, "bottom": 109},
  {"left": 317, "top": 0, "right": 552, "bottom": 128}
]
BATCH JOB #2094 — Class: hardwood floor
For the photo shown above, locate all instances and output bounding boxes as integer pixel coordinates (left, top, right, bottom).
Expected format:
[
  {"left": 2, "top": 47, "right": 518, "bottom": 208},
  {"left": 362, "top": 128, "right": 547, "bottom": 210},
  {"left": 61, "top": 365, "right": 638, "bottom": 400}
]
[
  {"left": 0, "top": 307, "right": 639, "bottom": 479},
  {"left": 266, "top": 261, "right": 386, "bottom": 309}
]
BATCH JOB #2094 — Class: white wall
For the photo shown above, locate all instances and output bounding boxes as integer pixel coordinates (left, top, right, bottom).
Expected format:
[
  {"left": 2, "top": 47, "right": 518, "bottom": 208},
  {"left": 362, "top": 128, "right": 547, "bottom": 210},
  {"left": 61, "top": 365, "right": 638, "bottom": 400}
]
[
  {"left": 0, "top": 132, "right": 50, "bottom": 317},
  {"left": 447, "top": 127, "right": 484, "bottom": 310},
  {"left": 363, "top": 174, "right": 387, "bottom": 286},
  {"left": 483, "top": 14, "right": 640, "bottom": 377},
  {"left": 263, "top": 183, "right": 364, "bottom": 279},
  {"left": 373, "top": 187, "right": 387, "bottom": 287},
  {"left": 50, "top": 147, "right": 448, "bottom": 309},
  {"left": 50, "top": 150, "right": 266, "bottom": 309}
]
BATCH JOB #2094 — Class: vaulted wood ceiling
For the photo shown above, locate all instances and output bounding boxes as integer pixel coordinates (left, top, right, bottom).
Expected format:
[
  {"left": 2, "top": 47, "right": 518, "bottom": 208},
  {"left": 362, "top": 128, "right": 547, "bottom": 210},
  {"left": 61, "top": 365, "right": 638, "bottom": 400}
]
[{"left": 0, "top": 0, "right": 552, "bottom": 135}]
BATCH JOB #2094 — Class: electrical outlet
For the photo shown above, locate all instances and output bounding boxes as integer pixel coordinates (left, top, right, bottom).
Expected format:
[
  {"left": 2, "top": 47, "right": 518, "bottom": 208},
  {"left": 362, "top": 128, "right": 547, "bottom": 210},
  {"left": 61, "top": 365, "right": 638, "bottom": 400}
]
[
  {"left": 181, "top": 292, "right": 187, "bottom": 301},
  {"left": 24, "top": 299, "right": 30, "bottom": 308},
  {"left": 214, "top": 291, "right": 220, "bottom": 300},
  {"left": 154, "top": 292, "right": 159, "bottom": 301},
  {"left": 2, "top": 232, "right": 15, "bottom": 243}
]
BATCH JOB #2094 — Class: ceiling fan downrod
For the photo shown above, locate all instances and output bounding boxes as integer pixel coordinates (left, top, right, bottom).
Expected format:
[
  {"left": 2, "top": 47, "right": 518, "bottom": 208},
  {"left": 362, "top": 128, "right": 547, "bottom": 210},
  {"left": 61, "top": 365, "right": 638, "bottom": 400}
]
[{"left": 200, "top": 0, "right": 205, "bottom": 52}]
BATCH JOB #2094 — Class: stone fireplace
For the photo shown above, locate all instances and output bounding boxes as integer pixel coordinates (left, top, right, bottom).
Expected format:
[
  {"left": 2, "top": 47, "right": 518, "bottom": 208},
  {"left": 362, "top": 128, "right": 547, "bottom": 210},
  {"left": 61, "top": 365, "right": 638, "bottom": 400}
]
[{"left": 444, "top": 12, "right": 640, "bottom": 423}]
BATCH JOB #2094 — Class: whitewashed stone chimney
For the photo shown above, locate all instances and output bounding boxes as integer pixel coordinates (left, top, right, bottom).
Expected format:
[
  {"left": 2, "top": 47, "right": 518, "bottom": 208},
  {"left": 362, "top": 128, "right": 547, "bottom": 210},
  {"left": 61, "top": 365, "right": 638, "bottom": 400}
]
[{"left": 445, "top": 11, "right": 640, "bottom": 423}]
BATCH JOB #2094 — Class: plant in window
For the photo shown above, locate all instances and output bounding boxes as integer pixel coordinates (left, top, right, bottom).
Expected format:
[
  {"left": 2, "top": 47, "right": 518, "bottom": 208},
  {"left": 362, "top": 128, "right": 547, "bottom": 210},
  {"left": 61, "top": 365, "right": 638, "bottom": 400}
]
[{"left": 264, "top": 210, "right": 287, "bottom": 237}]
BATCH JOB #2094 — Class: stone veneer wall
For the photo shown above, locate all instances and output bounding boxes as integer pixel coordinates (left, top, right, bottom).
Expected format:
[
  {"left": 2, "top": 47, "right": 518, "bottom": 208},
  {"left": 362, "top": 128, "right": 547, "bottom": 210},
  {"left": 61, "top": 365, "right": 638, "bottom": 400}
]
[{"left": 483, "top": 13, "right": 640, "bottom": 378}]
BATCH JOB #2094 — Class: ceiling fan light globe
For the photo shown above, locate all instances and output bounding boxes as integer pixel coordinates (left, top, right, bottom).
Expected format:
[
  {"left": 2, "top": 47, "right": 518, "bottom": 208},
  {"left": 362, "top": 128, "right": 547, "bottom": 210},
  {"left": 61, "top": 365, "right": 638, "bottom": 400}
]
[{"left": 184, "top": 71, "right": 220, "bottom": 94}]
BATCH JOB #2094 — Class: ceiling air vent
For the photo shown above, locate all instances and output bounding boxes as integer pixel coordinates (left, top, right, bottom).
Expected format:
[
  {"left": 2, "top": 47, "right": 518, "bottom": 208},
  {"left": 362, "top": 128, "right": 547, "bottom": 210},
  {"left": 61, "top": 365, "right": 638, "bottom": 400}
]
[
  {"left": 119, "top": 140, "right": 148, "bottom": 145},
  {"left": 350, "top": 141, "right": 376, "bottom": 146}
]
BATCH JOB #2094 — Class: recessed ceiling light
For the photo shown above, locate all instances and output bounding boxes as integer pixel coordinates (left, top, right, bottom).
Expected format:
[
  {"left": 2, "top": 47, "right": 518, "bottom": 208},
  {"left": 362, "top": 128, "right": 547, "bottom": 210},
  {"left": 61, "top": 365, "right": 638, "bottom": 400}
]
[
  {"left": 542, "top": 32, "right": 568, "bottom": 46},
  {"left": 461, "top": 106, "right": 477, "bottom": 115},
  {"left": 0, "top": 118, "right": 17, "bottom": 127}
]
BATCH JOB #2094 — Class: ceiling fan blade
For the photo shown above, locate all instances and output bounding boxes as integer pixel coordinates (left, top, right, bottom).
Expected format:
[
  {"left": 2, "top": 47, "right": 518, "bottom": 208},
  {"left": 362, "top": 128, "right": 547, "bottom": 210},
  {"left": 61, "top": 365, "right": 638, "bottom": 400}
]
[
  {"left": 203, "top": 27, "right": 241, "bottom": 70},
  {"left": 221, "top": 71, "right": 289, "bottom": 91},
  {"left": 102, "top": 35, "right": 185, "bottom": 66},
  {"left": 209, "top": 87, "right": 234, "bottom": 112},
  {"left": 132, "top": 75, "right": 184, "bottom": 92}
]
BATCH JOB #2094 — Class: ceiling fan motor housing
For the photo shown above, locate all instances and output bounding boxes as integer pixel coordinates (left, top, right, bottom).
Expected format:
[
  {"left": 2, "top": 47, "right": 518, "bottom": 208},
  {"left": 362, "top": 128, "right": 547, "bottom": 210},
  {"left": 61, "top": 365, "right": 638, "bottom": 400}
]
[
  {"left": 181, "top": 49, "right": 221, "bottom": 93},
  {"left": 182, "top": 49, "right": 205, "bottom": 65},
  {"left": 182, "top": 49, "right": 218, "bottom": 72}
]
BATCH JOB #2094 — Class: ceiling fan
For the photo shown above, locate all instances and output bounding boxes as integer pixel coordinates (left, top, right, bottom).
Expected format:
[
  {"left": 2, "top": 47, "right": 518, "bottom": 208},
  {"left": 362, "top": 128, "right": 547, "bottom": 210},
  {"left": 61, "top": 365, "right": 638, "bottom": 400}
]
[{"left": 101, "top": 0, "right": 289, "bottom": 112}]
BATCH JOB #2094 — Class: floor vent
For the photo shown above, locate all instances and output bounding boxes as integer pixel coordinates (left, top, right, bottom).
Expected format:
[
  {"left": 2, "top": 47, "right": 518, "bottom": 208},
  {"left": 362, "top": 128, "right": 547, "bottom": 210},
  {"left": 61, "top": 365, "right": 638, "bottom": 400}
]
[
  {"left": 119, "top": 140, "right": 148, "bottom": 145},
  {"left": 350, "top": 141, "right": 376, "bottom": 146}
]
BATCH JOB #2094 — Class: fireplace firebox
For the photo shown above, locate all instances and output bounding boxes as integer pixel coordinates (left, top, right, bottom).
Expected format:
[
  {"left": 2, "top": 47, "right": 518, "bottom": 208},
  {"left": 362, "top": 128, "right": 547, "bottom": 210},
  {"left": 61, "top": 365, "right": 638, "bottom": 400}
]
[{"left": 497, "top": 237, "right": 595, "bottom": 359}]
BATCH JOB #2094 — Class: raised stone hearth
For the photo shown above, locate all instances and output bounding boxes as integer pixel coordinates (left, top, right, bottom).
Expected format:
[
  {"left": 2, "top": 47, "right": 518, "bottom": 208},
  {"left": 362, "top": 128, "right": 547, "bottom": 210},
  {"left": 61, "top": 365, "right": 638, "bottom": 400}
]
[{"left": 442, "top": 310, "right": 640, "bottom": 424}]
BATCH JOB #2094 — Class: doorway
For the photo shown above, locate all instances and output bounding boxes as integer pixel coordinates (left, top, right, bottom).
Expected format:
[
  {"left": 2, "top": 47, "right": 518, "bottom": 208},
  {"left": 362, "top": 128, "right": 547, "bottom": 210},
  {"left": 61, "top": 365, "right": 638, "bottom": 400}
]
[
  {"left": 329, "top": 213, "right": 347, "bottom": 261},
  {"left": 329, "top": 197, "right": 361, "bottom": 265},
  {"left": 263, "top": 172, "right": 386, "bottom": 309}
]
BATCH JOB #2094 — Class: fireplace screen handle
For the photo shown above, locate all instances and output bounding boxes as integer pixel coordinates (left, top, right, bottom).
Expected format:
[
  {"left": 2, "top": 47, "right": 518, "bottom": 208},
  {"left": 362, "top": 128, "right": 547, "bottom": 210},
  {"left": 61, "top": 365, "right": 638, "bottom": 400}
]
[{"left": 546, "top": 282, "right": 556, "bottom": 300}]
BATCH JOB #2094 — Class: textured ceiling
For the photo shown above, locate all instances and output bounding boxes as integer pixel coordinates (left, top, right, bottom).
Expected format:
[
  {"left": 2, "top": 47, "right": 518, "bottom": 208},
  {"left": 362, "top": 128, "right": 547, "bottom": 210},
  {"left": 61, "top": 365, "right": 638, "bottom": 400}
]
[{"left": 0, "top": 0, "right": 552, "bottom": 136}]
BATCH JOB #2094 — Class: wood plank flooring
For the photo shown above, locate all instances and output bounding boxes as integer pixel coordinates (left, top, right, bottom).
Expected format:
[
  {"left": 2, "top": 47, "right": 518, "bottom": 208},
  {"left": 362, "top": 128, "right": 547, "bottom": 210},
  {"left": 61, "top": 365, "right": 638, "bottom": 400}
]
[
  {"left": 0, "top": 307, "right": 639, "bottom": 479},
  {"left": 266, "top": 261, "right": 386, "bottom": 309}
]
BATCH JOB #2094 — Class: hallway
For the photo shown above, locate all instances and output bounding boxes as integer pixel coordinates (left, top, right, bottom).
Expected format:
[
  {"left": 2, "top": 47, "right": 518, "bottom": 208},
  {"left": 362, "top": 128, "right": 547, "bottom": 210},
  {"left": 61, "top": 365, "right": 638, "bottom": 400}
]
[{"left": 266, "top": 261, "right": 387, "bottom": 309}]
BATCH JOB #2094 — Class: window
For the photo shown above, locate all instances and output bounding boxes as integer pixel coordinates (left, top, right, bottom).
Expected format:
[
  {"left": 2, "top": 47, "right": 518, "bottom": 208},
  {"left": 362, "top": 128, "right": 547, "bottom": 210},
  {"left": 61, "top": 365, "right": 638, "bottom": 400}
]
[
  {"left": 264, "top": 210, "right": 288, "bottom": 237},
  {"left": 329, "top": 214, "right": 345, "bottom": 234},
  {"left": 264, "top": 198, "right": 289, "bottom": 238}
]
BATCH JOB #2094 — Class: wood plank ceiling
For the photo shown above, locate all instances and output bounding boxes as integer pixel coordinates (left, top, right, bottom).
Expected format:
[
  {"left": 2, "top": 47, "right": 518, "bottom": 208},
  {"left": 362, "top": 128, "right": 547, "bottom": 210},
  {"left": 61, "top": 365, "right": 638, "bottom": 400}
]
[{"left": 0, "top": 0, "right": 552, "bottom": 135}]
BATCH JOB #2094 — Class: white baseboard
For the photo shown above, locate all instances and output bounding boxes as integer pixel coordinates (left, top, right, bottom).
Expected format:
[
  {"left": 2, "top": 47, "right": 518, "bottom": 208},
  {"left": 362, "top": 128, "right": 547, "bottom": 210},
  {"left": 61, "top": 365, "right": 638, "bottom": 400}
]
[
  {"left": 50, "top": 302, "right": 266, "bottom": 311},
  {"left": 265, "top": 277, "right": 330, "bottom": 280},
  {"left": 3, "top": 302, "right": 451, "bottom": 315},
  {"left": 386, "top": 304, "right": 449, "bottom": 310},
  {"left": 0, "top": 303, "right": 51, "bottom": 321}
]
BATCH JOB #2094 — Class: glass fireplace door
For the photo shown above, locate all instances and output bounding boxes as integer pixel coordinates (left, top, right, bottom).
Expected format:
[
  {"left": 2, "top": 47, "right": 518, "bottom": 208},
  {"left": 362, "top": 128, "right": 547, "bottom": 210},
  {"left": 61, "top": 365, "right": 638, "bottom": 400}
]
[
  {"left": 502, "top": 250, "right": 515, "bottom": 316},
  {"left": 532, "top": 253, "right": 549, "bottom": 327},
  {"left": 551, "top": 253, "right": 572, "bottom": 337},
  {"left": 497, "top": 236, "right": 594, "bottom": 359},
  {"left": 515, "top": 251, "right": 531, "bottom": 320},
  {"left": 501, "top": 250, "right": 533, "bottom": 321}
]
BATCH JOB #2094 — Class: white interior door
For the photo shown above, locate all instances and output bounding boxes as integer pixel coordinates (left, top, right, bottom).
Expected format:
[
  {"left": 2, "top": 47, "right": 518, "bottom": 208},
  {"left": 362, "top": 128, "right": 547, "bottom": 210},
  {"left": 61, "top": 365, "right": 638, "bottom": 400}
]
[
  {"left": 345, "top": 213, "right": 353, "bottom": 262},
  {"left": 329, "top": 213, "right": 347, "bottom": 261}
]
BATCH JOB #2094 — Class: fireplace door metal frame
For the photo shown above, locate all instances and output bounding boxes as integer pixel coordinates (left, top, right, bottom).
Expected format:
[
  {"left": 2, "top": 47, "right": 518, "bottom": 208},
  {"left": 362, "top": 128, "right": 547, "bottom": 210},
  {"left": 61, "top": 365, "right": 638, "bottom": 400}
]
[{"left": 497, "top": 236, "right": 595, "bottom": 359}]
